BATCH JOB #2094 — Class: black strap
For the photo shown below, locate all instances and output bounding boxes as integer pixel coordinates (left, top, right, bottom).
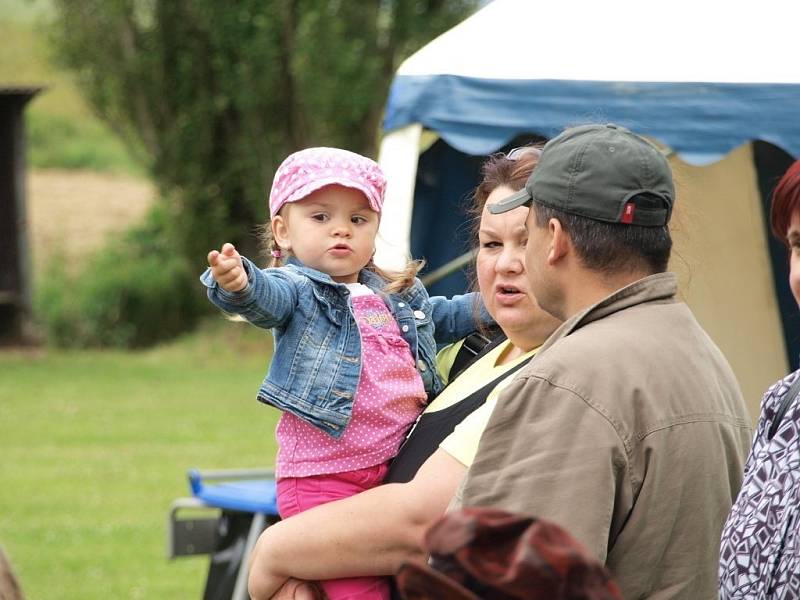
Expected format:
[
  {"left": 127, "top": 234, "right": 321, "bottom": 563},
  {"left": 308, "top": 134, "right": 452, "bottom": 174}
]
[
  {"left": 767, "top": 374, "right": 800, "bottom": 440},
  {"left": 387, "top": 343, "right": 530, "bottom": 484},
  {"left": 448, "top": 326, "right": 505, "bottom": 382}
]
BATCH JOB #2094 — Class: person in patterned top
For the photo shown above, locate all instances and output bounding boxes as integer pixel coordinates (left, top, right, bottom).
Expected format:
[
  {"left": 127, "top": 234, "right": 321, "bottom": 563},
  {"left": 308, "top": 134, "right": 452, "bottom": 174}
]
[{"left": 719, "top": 159, "right": 800, "bottom": 599}]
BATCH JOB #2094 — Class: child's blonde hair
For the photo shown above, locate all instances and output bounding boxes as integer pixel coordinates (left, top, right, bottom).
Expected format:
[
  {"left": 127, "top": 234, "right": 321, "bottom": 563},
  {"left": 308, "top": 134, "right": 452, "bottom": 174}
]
[{"left": 258, "top": 223, "right": 423, "bottom": 295}]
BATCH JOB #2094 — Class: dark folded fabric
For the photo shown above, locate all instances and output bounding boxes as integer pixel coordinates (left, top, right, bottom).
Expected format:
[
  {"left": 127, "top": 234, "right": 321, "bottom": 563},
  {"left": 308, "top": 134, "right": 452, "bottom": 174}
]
[{"left": 396, "top": 507, "right": 622, "bottom": 600}]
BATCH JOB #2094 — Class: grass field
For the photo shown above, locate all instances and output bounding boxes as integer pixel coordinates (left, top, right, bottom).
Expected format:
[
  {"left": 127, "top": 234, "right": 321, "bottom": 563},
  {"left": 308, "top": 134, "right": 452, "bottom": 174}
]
[
  {"left": 0, "top": 320, "right": 280, "bottom": 599},
  {"left": 3, "top": 6, "right": 275, "bottom": 596}
]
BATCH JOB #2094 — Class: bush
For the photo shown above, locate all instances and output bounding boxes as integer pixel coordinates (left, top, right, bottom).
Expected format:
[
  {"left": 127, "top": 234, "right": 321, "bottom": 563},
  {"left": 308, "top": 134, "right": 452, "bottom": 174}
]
[
  {"left": 35, "top": 205, "right": 208, "bottom": 348},
  {"left": 48, "top": 0, "right": 480, "bottom": 268},
  {"left": 27, "top": 111, "right": 143, "bottom": 175}
]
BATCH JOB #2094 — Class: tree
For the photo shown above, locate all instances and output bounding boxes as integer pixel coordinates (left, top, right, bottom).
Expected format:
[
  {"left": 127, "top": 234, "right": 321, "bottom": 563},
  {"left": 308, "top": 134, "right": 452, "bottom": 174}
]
[
  {"left": 42, "top": 0, "right": 479, "bottom": 347},
  {"left": 50, "top": 0, "right": 478, "bottom": 261}
]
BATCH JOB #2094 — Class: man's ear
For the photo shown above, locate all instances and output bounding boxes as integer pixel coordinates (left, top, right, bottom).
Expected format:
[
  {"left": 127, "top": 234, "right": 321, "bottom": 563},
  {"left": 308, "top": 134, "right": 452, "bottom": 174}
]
[
  {"left": 547, "top": 218, "right": 569, "bottom": 265},
  {"left": 271, "top": 215, "right": 291, "bottom": 251}
]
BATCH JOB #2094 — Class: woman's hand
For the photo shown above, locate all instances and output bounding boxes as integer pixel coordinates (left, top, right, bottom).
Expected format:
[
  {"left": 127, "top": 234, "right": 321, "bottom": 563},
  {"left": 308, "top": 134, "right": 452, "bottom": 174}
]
[
  {"left": 269, "top": 578, "right": 323, "bottom": 600},
  {"left": 248, "top": 534, "right": 290, "bottom": 600},
  {"left": 248, "top": 450, "right": 465, "bottom": 594}
]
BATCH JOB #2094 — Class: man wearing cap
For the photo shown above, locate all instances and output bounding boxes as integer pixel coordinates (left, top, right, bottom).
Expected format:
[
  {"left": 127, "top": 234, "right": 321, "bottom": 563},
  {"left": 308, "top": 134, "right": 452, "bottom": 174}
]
[{"left": 457, "top": 124, "right": 752, "bottom": 599}]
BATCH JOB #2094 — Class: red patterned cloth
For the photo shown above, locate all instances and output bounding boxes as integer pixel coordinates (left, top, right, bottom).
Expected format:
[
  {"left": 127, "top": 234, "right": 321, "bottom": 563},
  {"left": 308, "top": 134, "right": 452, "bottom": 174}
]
[{"left": 396, "top": 507, "right": 622, "bottom": 600}]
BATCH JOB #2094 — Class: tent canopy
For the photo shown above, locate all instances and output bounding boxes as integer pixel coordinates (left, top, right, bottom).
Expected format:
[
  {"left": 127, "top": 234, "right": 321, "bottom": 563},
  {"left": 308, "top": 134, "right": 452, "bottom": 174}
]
[
  {"left": 377, "top": 0, "right": 800, "bottom": 278},
  {"left": 383, "top": 0, "right": 800, "bottom": 165},
  {"left": 375, "top": 0, "right": 800, "bottom": 419}
]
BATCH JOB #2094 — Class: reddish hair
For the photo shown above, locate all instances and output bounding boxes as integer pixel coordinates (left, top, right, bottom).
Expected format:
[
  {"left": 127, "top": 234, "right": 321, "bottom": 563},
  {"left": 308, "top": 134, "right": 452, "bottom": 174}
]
[
  {"left": 770, "top": 160, "right": 800, "bottom": 244},
  {"left": 469, "top": 148, "right": 542, "bottom": 244},
  {"left": 473, "top": 150, "right": 540, "bottom": 213}
]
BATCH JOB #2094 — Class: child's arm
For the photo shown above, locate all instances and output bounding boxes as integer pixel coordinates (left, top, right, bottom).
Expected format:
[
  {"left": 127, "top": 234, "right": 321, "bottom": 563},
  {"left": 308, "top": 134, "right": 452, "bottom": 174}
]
[
  {"left": 200, "top": 243, "right": 299, "bottom": 329},
  {"left": 429, "top": 291, "right": 494, "bottom": 345}
]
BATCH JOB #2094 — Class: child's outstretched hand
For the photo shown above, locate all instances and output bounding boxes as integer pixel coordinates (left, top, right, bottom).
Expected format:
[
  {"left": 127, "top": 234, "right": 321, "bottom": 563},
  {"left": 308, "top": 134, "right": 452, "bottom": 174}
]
[{"left": 208, "top": 243, "right": 248, "bottom": 292}]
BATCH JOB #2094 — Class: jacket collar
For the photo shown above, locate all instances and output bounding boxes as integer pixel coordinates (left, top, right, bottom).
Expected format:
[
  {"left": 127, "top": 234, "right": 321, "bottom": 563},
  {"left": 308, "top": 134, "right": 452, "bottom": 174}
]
[
  {"left": 284, "top": 256, "right": 386, "bottom": 291},
  {"left": 285, "top": 256, "right": 342, "bottom": 287},
  {"left": 538, "top": 272, "right": 678, "bottom": 355}
]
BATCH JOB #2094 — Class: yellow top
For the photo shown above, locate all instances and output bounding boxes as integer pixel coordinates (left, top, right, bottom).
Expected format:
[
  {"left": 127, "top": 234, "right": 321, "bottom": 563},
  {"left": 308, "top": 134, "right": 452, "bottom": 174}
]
[{"left": 427, "top": 339, "right": 538, "bottom": 466}]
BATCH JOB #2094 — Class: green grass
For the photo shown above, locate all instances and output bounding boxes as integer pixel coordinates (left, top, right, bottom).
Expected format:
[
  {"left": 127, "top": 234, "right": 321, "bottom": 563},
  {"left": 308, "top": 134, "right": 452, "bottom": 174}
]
[
  {"left": 26, "top": 110, "right": 145, "bottom": 175},
  {"left": 0, "top": 318, "right": 280, "bottom": 599},
  {"left": 0, "top": 0, "right": 142, "bottom": 174},
  {"left": 0, "top": 0, "right": 54, "bottom": 24}
]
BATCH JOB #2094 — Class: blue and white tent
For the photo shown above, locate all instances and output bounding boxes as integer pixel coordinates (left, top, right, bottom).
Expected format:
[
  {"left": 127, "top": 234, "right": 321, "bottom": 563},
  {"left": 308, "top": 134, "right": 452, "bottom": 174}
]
[{"left": 375, "top": 0, "right": 800, "bottom": 418}]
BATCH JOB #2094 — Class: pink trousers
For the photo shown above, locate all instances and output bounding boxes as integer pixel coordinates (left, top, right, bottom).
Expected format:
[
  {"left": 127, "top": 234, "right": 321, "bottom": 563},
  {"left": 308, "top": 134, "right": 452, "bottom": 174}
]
[{"left": 276, "top": 462, "right": 390, "bottom": 600}]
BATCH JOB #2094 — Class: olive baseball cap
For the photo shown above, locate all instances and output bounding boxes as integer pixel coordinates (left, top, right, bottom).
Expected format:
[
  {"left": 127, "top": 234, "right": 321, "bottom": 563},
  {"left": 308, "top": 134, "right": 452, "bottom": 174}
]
[{"left": 489, "top": 124, "right": 674, "bottom": 227}]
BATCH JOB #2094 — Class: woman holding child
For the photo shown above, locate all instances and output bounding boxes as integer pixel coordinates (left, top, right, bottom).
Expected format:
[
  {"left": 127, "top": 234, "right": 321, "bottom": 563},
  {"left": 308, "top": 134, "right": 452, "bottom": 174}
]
[{"left": 246, "top": 147, "right": 561, "bottom": 599}]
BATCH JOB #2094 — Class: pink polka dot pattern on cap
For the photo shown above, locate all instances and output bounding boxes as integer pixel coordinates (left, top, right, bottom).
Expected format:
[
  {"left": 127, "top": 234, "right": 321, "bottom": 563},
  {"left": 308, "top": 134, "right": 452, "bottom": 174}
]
[{"left": 268, "top": 147, "right": 387, "bottom": 217}]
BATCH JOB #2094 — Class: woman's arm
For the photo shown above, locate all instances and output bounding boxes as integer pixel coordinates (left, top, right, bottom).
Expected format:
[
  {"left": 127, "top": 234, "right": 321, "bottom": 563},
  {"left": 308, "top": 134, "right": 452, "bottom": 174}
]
[{"left": 247, "top": 450, "right": 466, "bottom": 600}]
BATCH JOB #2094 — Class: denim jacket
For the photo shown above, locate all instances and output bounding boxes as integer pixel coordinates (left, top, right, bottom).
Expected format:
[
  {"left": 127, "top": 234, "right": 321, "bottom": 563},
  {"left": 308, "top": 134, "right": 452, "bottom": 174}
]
[{"left": 201, "top": 256, "right": 485, "bottom": 438}]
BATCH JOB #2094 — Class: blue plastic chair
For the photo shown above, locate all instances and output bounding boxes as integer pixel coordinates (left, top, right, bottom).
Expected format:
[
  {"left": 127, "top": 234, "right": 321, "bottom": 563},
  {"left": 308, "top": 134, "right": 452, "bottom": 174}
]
[{"left": 168, "top": 468, "right": 279, "bottom": 600}]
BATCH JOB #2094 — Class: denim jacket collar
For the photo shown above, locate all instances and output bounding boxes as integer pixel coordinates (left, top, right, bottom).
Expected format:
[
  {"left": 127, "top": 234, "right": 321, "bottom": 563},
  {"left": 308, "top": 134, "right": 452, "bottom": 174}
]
[{"left": 285, "top": 256, "right": 341, "bottom": 287}]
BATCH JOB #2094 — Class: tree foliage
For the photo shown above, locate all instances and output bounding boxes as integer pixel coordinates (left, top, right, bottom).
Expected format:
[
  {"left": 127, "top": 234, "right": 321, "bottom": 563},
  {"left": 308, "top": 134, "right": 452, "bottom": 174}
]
[
  {"left": 50, "top": 0, "right": 478, "bottom": 260},
  {"left": 43, "top": 0, "right": 478, "bottom": 346}
]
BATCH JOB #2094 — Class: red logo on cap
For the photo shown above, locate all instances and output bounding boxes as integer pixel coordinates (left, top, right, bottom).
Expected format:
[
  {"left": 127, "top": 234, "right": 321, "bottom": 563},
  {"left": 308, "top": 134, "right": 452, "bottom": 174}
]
[{"left": 621, "top": 202, "right": 636, "bottom": 224}]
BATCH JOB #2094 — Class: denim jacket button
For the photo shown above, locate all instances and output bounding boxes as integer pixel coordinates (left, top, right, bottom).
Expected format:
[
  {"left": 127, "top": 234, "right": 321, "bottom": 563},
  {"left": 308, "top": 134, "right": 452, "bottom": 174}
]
[
  {"left": 398, "top": 302, "right": 406, "bottom": 308},
  {"left": 417, "top": 359, "right": 427, "bottom": 372},
  {"left": 402, "top": 325, "right": 409, "bottom": 332},
  {"left": 413, "top": 310, "right": 425, "bottom": 319}
]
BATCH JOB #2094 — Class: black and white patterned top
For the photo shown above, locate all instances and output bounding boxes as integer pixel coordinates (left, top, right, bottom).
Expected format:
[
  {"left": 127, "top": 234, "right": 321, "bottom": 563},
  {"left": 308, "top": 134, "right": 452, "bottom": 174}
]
[{"left": 719, "top": 370, "right": 800, "bottom": 599}]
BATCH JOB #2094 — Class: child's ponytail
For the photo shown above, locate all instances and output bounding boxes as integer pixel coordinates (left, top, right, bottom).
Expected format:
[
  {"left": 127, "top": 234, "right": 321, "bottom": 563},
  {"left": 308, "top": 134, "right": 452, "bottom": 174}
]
[
  {"left": 368, "top": 258, "right": 425, "bottom": 295},
  {"left": 258, "top": 223, "right": 286, "bottom": 268}
]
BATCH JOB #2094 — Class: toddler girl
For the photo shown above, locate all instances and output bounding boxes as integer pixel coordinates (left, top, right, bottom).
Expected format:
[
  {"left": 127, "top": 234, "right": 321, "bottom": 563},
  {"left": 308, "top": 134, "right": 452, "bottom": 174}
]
[{"left": 201, "top": 147, "right": 484, "bottom": 600}]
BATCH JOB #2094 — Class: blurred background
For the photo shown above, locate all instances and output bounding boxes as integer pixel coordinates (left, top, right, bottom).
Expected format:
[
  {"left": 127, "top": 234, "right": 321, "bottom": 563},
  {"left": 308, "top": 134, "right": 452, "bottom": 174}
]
[
  {"left": 3, "top": 0, "right": 800, "bottom": 597},
  {"left": 0, "top": 0, "right": 480, "bottom": 597}
]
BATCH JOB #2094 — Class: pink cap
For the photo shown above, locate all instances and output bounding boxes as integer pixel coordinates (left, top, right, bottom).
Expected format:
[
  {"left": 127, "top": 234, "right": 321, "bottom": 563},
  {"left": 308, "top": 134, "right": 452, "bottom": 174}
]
[{"left": 268, "top": 147, "right": 386, "bottom": 218}]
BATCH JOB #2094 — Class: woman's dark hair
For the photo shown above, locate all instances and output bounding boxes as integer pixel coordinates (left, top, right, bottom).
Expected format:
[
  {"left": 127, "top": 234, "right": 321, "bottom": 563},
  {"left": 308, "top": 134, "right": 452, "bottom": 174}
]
[
  {"left": 770, "top": 160, "right": 800, "bottom": 244},
  {"left": 469, "top": 148, "right": 541, "bottom": 247}
]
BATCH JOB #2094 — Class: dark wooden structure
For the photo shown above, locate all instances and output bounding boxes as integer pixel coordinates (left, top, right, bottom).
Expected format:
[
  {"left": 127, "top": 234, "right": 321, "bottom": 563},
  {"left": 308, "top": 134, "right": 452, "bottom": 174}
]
[{"left": 0, "top": 87, "right": 41, "bottom": 345}]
